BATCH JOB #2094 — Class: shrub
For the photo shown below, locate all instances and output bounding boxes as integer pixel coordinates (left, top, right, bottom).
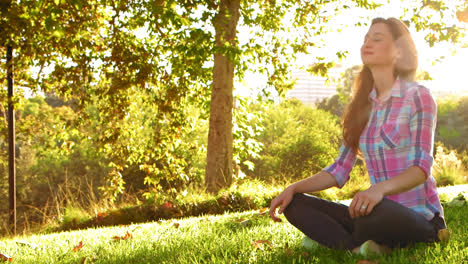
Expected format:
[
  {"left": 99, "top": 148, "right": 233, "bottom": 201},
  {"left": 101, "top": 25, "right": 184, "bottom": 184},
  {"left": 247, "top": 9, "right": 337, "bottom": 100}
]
[
  {"left": 251, "top": 99, "right": 342, "bottom": 182},
  {"left": 433, "top": 144, "right": 467, "bottom": 186},
  {"left": 436, "top": 96, "right": 468, "bottom": 153}
]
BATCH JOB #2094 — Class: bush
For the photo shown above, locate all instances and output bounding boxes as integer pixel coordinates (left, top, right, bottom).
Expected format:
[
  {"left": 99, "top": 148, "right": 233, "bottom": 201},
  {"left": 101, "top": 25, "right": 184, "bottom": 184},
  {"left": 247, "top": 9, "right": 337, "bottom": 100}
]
[
  {"left": 436, "top": 96, "right": 468, "bottom": 153},
  {"left": 433, "top": 143, "right": 467, "bottom": 186},
  {"left": 251, "top": 99, "right": 342, "bottom": 182}
]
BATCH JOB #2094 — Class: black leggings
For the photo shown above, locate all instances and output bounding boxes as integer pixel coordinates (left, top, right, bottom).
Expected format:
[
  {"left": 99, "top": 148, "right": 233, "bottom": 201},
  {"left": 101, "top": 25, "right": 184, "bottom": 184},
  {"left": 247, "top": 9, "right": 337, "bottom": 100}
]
[{"left": 283, "top": 193, "right": 446, "bottom": 250}]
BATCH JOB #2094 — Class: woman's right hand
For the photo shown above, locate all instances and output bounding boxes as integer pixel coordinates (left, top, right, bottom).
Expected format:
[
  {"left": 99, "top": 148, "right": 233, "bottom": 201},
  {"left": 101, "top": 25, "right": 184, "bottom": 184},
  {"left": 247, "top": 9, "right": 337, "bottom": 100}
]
[{"left": 269, "top": 185, "right": 296, "bottom": 222}]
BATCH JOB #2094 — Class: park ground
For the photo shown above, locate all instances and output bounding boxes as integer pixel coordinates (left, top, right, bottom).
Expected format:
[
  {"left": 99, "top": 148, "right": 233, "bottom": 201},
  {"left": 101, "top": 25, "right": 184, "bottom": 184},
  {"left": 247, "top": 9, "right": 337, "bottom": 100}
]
[{"left": 0, "top": 185, "right": 466, "bottom": 264}]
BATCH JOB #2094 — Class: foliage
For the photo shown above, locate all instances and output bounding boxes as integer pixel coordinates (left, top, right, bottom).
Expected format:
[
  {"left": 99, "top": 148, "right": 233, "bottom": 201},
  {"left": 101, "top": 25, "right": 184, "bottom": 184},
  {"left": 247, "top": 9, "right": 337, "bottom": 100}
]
[
  {"left": 251, "top": 99, "right": 341, "bottom": 182},
  {"left": 0, "top": 96, "right": 109, "bottom": 229},
  {"left": 433, "top": 143, "right": 467, "bottom": 186},
  {"left": 233, "top": 96, "right": 265, "bottom": 178},
  {"left": 1, "top": 0, "right": 215, "bottom": 196},
  {"left": 435, "top": 96, "right": 468, "bottom": 152},
  {"left": 1, "top": 0, "right": 466, "bottom": 194},
  {"left": 0, "top": 0, "right": 467, "bottom": 231}
]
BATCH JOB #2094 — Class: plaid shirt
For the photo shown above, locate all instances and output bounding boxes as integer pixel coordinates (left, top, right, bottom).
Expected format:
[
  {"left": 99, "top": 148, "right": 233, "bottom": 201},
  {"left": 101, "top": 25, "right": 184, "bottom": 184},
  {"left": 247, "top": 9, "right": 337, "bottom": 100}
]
[{"left": 324, "top": 79, "right": 443, "bottom": 220}]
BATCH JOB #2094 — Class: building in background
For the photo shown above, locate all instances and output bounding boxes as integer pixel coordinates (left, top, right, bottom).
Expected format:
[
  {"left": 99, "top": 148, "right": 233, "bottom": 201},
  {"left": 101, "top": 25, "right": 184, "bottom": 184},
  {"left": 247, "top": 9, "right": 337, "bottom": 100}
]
[
  {"left": 286, "top": 64, "right": 344, "bottom": 105},
  {"left": 286, "top": 64, "right": 468, "bottom": 105}
]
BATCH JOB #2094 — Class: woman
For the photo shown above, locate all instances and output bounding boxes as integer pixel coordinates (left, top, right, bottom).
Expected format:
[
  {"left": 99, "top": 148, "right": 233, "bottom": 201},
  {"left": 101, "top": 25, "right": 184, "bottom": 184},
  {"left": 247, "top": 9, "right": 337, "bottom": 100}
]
[{"left": 268, "top": 17, "right": 448, "bottom": 255}]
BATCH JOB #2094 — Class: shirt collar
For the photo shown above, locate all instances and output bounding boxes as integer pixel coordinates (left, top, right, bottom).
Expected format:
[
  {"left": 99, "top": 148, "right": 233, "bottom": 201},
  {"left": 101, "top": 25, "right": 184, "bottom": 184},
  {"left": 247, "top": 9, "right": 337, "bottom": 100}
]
[{"left": 369, "top": 77, "right": 407, "bottom": 103}]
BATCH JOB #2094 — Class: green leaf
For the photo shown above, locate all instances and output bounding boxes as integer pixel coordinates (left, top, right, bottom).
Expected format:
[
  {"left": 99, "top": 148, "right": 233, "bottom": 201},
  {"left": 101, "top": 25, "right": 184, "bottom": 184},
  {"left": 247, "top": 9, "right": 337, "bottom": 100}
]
[
  {"left": 52, "top": 29, "right": 65, "bottom": 38},
  {"left": 72, "top": 0, "right": 83, "bottom": 10},
  {"left": 45, "top": 16, "right": 54, "bottom": 31},
  {"left": 243, "top": 160, "right": 255, "bottom": 171}
]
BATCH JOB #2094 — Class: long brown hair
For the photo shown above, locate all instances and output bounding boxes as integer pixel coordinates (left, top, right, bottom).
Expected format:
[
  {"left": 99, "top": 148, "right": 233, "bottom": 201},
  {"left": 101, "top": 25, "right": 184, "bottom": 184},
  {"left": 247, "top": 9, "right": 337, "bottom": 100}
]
[{"left": 342, "top": 18, "right": 418, "bottom": 154}]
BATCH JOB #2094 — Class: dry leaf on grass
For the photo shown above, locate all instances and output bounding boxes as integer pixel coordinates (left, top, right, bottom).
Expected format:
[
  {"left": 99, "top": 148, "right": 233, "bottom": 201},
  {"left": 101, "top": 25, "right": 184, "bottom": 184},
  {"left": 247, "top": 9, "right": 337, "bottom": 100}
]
[
  {"left": 0, "top": 253, "right": 12, "bottom": 262},
  {"left": 72, "top": 241, "right": 84, "bottom": 252},
  {"left": 113, "top": 231, "right": 133, "bottom": 241},
  {"left": 252, "top": 240, "right": 273, "bottom": 250}
]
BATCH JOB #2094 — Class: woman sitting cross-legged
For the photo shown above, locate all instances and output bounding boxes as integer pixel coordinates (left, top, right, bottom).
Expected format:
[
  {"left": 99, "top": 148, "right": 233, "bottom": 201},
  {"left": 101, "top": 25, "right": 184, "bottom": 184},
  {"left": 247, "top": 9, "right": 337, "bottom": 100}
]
[{"left": 268, "top": 17, "right": 449, "bottom": 256}]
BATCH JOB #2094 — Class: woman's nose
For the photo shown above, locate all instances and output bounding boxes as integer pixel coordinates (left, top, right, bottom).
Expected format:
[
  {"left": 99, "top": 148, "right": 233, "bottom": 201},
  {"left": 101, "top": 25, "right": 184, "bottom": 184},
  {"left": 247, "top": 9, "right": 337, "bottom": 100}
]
[{"left": 363, "top": 39, "right": 371, "bottom": 48}]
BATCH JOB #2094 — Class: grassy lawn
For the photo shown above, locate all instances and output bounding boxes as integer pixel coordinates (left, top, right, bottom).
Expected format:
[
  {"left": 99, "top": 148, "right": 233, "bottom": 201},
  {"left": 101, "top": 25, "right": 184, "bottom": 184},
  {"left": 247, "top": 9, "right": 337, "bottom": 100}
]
[{"left": 0, "top": 186, "right": 467, "bottom": 263}]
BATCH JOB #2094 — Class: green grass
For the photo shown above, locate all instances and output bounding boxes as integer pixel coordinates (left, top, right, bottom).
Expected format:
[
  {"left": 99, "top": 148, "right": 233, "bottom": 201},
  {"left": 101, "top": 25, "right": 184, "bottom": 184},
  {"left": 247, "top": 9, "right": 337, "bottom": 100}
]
[{"left": 1, "top": 188, "right": 467, "bottom": 263}]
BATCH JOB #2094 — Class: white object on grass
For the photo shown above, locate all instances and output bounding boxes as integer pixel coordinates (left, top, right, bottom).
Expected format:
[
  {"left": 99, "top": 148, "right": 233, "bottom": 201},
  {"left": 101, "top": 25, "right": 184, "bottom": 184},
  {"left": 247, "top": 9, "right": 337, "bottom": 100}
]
[{"left": 301, "top": 236, "right": 321, "bottom": 251}]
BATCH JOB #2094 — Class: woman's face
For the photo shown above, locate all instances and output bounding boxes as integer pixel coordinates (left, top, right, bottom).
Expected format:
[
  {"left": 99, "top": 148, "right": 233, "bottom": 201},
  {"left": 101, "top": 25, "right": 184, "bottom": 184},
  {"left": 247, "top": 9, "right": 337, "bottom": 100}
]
[{"left": 361, "top": 23, "right": 397, "bottom": 68}]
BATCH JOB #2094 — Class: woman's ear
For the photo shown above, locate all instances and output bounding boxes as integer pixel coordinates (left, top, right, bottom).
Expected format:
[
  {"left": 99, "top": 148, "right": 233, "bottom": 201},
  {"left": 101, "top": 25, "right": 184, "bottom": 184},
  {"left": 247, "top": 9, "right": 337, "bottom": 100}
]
[
  {"left": 394, "top": 35, "right": 418, "bottom": 72},
  {"left": 393, "top": 48, "right": 402, "bottom": 64}
]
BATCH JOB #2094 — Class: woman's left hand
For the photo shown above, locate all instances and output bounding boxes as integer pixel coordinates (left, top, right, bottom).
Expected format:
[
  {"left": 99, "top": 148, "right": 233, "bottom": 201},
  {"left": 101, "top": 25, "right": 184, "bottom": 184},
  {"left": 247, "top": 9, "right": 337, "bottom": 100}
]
[{"left": 349, "top": 186, "right": 384, "bottom": 218}]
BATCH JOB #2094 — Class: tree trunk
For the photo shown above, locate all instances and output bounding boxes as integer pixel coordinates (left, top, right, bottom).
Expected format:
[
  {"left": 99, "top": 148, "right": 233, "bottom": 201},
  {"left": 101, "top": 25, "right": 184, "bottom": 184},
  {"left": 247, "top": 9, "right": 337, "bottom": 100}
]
[{"left": 205, "top": 0, "right": 241, "bottom": 193}]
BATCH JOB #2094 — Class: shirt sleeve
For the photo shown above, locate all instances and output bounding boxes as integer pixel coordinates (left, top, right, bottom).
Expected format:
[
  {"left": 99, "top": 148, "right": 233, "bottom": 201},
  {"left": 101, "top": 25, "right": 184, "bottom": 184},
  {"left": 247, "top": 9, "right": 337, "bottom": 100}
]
[
  {"left": 322, "top": 144, "right": 357, "bottom": 188},
  {"left": 406, "top": 86, "right": 437, "bottom": 178}
]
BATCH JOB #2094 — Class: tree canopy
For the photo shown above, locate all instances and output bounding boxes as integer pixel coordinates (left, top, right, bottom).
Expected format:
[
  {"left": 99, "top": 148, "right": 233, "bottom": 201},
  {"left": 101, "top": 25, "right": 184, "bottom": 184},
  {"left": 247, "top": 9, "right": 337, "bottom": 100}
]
[{"left": 1, "top": 0, "right": 467, "bottom": 194}]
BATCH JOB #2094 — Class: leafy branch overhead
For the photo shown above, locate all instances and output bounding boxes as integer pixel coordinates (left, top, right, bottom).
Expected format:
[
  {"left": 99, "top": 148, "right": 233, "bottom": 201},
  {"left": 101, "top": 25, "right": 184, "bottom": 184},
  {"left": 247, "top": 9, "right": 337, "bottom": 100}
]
[{"left": 0, "top": 0, "right": 467, "bottom": 195}]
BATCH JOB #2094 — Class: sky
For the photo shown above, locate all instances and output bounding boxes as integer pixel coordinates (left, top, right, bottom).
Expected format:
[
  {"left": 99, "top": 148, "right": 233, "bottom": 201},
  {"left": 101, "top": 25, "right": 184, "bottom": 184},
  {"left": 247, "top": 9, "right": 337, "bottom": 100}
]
[{"left": 235, "top": 1, "right": 468, "bottom": 97}]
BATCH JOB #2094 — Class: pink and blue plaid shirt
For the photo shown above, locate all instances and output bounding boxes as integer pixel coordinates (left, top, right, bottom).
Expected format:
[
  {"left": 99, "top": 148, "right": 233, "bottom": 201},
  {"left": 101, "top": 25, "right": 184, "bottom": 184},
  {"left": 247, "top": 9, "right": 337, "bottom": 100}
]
[{"left": 324, "top": 79, "right": 443, "bottom": 220}]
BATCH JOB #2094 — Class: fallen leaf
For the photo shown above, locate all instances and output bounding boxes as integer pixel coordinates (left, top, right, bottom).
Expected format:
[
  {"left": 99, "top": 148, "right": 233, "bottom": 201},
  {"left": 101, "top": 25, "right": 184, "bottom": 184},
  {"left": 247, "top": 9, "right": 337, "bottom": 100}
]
[
  {"left": 124, "top": 231, "right": 133, "bottom": 239},
  {"left": 0, "top": 253, "right": 12, "bottom": 262},
  {"left": 173, "top": 222, "right": 180, "bottom": 228},
  {"left": 72, "top": 241, "right": 84, "bottom": 252},
  {"left": 113, "top": 231, "right": 133, "bottom": 241},
  {"left": 252, "top": 240, "right": 273, "bottom": 250},
  {"left": 257, "top": 208, "right": 268, "bottom": 215}
]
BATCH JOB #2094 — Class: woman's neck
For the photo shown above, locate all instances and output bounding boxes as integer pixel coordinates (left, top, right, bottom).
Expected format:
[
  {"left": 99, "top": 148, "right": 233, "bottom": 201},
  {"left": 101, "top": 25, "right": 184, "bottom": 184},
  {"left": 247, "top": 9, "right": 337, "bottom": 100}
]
[{"left": 370, "top": 66, "right": 396, "bottom": 101}]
